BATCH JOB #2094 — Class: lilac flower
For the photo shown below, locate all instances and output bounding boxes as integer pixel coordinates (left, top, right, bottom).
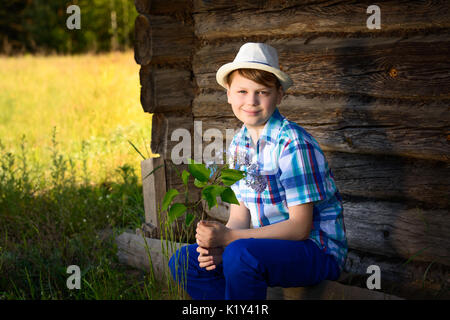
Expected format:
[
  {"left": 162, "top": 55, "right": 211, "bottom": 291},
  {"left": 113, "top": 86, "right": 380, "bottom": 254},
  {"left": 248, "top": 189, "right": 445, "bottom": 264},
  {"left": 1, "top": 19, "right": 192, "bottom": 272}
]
[{"left": 228, "top": 149, "right": 268, "bottom": 193}]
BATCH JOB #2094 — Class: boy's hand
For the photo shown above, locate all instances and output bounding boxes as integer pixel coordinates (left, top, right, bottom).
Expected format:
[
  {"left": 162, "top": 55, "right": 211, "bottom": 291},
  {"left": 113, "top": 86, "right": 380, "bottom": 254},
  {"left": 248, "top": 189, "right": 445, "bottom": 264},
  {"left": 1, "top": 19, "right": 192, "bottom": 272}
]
[
  {"left": 196, "top": 246, "right": 224, "bottom": 271},
  {"left": 195, "top": 220, "right": 232, "bottom": 248}
]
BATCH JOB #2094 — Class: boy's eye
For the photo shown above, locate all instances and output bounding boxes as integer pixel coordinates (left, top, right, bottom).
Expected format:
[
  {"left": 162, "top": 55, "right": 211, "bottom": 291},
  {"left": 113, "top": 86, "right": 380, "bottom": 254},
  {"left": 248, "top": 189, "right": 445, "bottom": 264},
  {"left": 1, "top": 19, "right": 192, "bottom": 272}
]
[{"left": 237, "top": 90, "right": 269, "bottom": 94}]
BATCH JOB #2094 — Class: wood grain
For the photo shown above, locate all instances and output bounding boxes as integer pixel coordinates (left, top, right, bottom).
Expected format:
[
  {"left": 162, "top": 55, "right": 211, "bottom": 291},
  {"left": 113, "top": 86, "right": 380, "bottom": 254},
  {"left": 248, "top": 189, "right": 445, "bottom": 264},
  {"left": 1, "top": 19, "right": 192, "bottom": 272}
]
[
  {"left": 139, "top": 65, "right": 194, "bottom": 113},
  {"left": 193, "top": 36, "right": 450, "bottom": 99},
  {"left": 193, "top": 0, "right": 450, "bottom": 40},
  {"left": 134, "top": 14, "right": 194, "bottom": 66},
  {"left": 192, "top": 91, "right": 450, "bottom": 161}
]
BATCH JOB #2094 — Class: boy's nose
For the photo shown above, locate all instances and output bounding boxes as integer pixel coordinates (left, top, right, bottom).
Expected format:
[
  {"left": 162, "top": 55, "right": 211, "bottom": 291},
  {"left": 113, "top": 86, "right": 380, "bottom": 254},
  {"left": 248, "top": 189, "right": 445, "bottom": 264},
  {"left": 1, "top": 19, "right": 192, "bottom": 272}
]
[{"left": 246, "top": 93, "right": 259, "bottom": 106}]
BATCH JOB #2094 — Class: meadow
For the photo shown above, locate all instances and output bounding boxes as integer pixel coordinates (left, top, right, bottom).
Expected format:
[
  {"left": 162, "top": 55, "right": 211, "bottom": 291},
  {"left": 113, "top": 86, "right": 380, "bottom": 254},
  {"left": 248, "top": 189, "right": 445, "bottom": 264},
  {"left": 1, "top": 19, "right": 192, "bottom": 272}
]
[{"left": 0, "top": 51, "right": 179, "bottom": 299}]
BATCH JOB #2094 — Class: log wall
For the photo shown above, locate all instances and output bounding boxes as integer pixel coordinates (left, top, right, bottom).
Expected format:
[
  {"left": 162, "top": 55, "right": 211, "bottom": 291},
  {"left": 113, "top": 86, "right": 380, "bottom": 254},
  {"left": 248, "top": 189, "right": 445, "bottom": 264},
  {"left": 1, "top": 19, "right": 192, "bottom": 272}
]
[{"left": 134, "top": 0, "right": 450, "bottom": 296}]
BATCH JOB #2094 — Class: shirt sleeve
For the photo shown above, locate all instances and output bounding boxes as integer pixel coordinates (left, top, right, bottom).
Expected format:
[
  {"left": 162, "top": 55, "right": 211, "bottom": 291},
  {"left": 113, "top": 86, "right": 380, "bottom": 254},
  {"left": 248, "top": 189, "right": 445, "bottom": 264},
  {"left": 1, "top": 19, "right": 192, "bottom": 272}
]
[{"left": 279, "top": 138, "right": 329, "bottom": 207}]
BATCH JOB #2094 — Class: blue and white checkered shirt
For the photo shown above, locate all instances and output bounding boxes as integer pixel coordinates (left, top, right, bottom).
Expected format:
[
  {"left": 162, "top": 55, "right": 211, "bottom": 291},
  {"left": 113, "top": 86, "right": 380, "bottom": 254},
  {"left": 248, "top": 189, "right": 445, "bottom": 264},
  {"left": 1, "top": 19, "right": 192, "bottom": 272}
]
[{"left": 227, "top": 108, "right": 348, "bottom": 270}]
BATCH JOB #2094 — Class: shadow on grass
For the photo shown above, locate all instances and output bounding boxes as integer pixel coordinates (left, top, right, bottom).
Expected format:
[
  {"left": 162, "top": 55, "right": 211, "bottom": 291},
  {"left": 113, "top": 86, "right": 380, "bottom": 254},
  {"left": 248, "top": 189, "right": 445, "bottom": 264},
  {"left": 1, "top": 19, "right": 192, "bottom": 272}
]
[{"left": 0, "top": 139, "right": 172, "bottom": 299}]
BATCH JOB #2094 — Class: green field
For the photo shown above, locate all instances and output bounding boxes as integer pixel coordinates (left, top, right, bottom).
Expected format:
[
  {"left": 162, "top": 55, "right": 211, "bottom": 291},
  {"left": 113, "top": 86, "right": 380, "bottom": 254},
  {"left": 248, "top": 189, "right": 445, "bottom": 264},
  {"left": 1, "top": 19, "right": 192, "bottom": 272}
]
[
  {"left": 0, "top": 52, "right": 180, "bottom": 300},
  {"left": 0, "top": 51, "right": 157, "bottom": 183}
]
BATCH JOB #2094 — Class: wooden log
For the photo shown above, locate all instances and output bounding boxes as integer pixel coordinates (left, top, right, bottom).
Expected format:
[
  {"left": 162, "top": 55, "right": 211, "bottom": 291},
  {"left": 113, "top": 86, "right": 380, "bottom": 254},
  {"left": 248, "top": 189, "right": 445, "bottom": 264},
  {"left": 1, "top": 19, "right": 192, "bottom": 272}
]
[
  {"left": 193, "top": 36, "right": 450, "bottom": 99},
  {"left": 267, "top": 281, "right": 403, "bottom": 300},
  {"left": 343, "top": 200, "right": 450, "bottom": 266},
  {"left": 193, "top": 92, "right": 450, "bottom": 162},
  {"left": 328, "top": 152, "right": 449, "bottom": 209},
  {"left": 187, "top": 197, "right": 450, "bottom": 266},
  {"left": 140, "top": 65, "right": 194, "bottom": 113},
  {"left": 150, "top": 113, "right": 194, "bottom": 159},
  {"left": 344, "top": 249, "right": 449, "bottom": 284},
  {"left": 135, "top": 0, "right": 192, "bottom": 16},
  {"left": 116, "top": 232, "right": 406, "bottom": 299},
  {"left": 173, "top": 127, "right": 450, "bottom": 208},
  {"left": 134, "top": 15, "right": 152, "bottom": 66},
  {"left": 134, "top": 14, "right": 194, "bottom": 66},
  {"left": 116, "top": 231, "right": 187, "bottom": 282},
  {"left": 161, "top": 152, "right": 450, "bottom": 231},
  {"left": 193, "top": 0, "right": 450, "bottom": 40}
]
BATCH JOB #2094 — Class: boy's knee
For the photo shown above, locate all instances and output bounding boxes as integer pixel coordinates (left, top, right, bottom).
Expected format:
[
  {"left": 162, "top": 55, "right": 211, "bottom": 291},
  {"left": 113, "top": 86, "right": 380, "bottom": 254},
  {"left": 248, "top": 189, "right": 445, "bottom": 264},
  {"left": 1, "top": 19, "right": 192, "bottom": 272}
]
[
  {"left": 168, "top": 245, "right": 188, "bottom": 275},
  {"left": 168, "top": 249, "right": 179, "bottom": 277},
  {"left": 223, "top": 239, "right": 254, "bottom": 272},
  {"left": 168, "top": 244, "right": 199, "bottom": 274}
]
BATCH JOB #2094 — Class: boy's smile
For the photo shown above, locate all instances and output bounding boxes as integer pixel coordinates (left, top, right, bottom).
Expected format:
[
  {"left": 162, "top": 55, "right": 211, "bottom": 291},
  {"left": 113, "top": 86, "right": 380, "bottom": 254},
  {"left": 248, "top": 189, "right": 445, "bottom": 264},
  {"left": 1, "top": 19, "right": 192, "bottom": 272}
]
[{"left": 226, "top": 72, "right": 283, "bottom": 144}]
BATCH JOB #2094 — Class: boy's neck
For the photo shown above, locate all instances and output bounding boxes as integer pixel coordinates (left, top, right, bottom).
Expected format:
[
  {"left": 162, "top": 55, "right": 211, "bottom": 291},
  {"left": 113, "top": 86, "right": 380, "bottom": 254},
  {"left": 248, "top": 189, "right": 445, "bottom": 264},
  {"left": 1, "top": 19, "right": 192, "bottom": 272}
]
[{"left": 246, "top": 125, "right": 266, "bottom": 147}]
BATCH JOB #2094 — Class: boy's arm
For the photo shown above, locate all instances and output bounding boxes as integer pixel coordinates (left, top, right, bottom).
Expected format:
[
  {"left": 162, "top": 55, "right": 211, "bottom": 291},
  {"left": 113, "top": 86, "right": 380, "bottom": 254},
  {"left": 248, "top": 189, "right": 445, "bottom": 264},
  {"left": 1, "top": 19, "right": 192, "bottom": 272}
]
[
  {"left": 225, "top": 201, "right": 250, "bottom": 230},
  {"left": 196, "top": 202, "right": 313, "bottom": 248},
  {"left": 227, "top": 202, "right": 313, "bottom": 244}
]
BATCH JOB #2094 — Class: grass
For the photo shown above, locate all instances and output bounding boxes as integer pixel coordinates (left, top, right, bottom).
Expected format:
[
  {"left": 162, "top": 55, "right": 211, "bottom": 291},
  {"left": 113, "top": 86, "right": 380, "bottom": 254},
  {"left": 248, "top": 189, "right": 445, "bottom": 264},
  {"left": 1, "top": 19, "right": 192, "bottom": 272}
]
[
  {"left": 0, "top": 51, "right": 177, "bottom": 300},
  {"left": 0, "top": 51, "right": 157, "bottom": 184}
]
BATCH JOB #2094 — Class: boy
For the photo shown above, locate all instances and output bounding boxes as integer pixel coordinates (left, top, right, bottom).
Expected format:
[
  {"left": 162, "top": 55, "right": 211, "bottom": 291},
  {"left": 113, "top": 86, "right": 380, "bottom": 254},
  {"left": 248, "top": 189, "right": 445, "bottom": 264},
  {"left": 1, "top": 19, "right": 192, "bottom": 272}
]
[{"left": 169, "top": 42, "right": 347, "bottom": 300}]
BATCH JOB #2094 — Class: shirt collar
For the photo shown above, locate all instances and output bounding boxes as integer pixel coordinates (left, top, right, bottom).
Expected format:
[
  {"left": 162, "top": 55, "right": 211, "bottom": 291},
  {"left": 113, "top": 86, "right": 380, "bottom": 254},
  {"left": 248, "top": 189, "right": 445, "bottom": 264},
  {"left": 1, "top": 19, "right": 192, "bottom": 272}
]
[{"left": 242, "top": 107, "right": 285, "bottom": 146}]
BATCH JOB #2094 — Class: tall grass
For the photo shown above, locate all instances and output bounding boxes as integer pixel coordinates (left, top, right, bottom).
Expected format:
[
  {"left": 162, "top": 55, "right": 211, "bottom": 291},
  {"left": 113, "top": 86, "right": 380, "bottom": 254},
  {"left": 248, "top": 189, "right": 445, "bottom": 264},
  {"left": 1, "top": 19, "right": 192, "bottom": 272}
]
[
  {"left": 0, "top": 51, "right": 157, "bottom": 184},
  {"left": 0, "top": 52, "right": 168, "bottom": 299}
]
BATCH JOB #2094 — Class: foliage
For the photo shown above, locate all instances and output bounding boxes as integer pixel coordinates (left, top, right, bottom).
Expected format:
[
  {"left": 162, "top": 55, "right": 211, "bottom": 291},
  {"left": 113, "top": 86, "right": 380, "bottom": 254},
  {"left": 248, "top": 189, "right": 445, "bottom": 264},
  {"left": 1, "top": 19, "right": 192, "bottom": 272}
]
[
  {"left": 0, "top": 133, "right": 161, "bottom": 299},
  {"left": 0, "top": 0, "right": 138, "bottom": 54},
  {"left": 144, "top": 157, "right": 245, "bottom": 230}
]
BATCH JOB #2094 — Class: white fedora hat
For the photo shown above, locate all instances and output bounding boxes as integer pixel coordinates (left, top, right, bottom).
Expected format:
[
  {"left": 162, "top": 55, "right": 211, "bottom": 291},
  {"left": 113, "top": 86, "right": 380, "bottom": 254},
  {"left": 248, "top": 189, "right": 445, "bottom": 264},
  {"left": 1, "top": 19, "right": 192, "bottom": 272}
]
[{"left": 216, "top": 42, "right": 293, "bottom": 91}]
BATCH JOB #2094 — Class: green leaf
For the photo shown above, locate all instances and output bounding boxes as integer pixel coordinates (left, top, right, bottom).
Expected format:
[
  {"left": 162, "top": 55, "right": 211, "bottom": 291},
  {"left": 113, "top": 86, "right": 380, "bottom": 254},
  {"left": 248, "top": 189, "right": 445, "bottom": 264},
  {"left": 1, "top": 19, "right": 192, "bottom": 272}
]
[
  {"left": 202, "top": 185, "right": 226, "bottom": 209},
  {"left": 185, "top": 213, "right": 195, "bottom": 227},
  {"left": 181, "top": 170, "right": 190, "bottom": 186},
  {"left": 188, "top": 159, "right": 211, "bottom": 182},
  {"left": 194, "top": 178, "right": 207, "bottom": 188},
  {"left": 161, "top": 189, "right": 179, "bottom": 212},
  {"left": 128, "top": 140, "right": 146, "bottom": 160},
  {"left": 220, "top": 168, "right": 245, "bottom": 186},
  {"left": 168, "top": 203, "right": 187, "bottom": 224},
  {"left": 220, "top": 187, "right": 240, "bottom": 205}
]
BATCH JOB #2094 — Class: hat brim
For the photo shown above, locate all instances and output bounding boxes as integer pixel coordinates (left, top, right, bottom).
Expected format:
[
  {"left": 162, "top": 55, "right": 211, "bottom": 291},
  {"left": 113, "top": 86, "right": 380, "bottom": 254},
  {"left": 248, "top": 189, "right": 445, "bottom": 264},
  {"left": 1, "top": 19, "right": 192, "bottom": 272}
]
[{"left": 216, "top": 62, "right": 293, "bottom": 92}]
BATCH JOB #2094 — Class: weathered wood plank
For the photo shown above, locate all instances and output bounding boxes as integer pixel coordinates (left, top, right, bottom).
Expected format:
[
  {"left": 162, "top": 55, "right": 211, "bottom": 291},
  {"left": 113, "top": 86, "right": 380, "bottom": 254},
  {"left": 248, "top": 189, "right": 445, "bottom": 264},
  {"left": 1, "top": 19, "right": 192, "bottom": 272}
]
[
  {"left": 141, "top": 156, "right": 167, "bottom": 227},
  {"left": 193, "top": 0, "right": 450, "bottom": 40},
  {"left": 151, "top": 113, "right": 194, "bottom": 161},
  {"left": 193, "top": 93, "right": 450, "bottom": 161},
  {"left": 140, "top": 65, "right": 194, "bottom": 113},
  {"left": 116, "top": 232, "right": 406, "bottom": 299},
  {"left": 344, "top": 249, "right": 450, "bottom": 299},
  {"left": 135, "top": 0, "right": 192, "bottom": 15},
  {"left": 180, "top": 145, "right": 449, "bottom": 209},
  {"left": 196, "top": 197, "right": 450, "bottom": 266},
  {"left": 134, "top": 14, "right": 194, "bottom": 66},
  {"left": 267, "top": 281, "right": 403, "bottom": 300},
  {"left": 343, "top": 200, "right": 450, "bottom": 266},
  {"left": 116, "top": 232, "right": 188, "bottom": 282},
  {"left": 117, "top": 232, "right": 450, "bottom": 299},
  {"left": 327, "top": 152, "right": 449, "bottom": 209},
  {"left": 193, "top": 36, "right": 450, "bottom": 99}
]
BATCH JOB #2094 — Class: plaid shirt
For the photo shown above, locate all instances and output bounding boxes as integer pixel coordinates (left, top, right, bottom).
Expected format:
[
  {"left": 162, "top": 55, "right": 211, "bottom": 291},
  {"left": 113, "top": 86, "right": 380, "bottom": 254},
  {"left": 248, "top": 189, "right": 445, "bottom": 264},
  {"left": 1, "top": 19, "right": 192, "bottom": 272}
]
[{"left": 227, "top": 108, "right": 348, "bottom": 270}]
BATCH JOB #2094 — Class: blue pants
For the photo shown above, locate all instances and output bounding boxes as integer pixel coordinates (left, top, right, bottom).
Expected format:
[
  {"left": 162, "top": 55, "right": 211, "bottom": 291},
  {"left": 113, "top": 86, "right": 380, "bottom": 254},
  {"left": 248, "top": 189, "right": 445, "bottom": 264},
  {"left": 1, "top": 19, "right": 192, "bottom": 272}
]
[{"left": 168, "top": 238, "right": 340, "bottom": 300}]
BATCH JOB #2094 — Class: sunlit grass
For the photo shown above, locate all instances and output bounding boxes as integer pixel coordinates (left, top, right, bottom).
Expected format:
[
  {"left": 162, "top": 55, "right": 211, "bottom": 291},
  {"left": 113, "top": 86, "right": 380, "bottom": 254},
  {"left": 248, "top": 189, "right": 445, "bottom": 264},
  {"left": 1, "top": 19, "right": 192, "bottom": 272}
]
[
  {"left": 0, "top": 51, "right": 156, "bottom": 184},
  {"left": 0, "top": 52, "right": 172, "bottom": 300}
]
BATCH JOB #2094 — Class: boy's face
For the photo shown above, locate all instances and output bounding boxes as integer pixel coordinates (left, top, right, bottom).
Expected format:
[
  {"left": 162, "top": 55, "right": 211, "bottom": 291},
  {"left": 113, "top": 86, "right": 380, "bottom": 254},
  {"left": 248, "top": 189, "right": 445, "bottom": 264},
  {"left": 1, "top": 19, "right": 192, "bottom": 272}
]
[{"left": 226, "top": 71, "right": 283, "bottom": 132}]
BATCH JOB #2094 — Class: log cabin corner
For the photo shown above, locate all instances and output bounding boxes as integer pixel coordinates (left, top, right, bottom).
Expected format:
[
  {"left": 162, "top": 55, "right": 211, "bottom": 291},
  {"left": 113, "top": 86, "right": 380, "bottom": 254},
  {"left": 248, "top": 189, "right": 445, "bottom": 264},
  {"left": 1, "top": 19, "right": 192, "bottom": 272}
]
[{"left": 118, "top": 0, "right": 450, "bottom": 300}]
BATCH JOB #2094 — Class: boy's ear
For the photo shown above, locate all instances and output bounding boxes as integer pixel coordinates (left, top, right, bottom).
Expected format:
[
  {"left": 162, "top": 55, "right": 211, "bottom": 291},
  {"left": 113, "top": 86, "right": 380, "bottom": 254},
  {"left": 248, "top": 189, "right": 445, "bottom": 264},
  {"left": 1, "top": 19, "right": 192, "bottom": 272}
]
[
  {"left": 226, "top": 85, "right": 231, "bottom": 104},
  {"left": 276, "top": 86, "right": 284, "bottom": 104}
]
